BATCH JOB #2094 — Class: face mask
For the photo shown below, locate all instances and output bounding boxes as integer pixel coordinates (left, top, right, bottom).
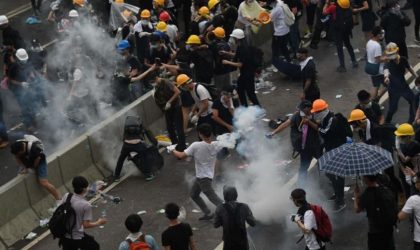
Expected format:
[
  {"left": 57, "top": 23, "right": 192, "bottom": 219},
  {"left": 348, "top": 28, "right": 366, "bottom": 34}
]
[
  {"left": 415, "top": 86, "right": 420, "bottom": 93},
  {"left": 180, "top": 86, "right": 189, "bottom": 91},
  {"left": 379, "top": 32, "right": 385, "bottom": 40},
  {"left": 361, "top": 102, "right": 372, "bottom": 108},
  {"left": 141, "top": 20, "right": 149, "bottom": 25},
  {"left": 313, "top": 109, "right": 329, "bottom": 121},
  {"left": 150, "top": 44, "right": 158, "bottom": 49},
  {"left": 19, "top": 59, "right": 28, "bottom": 64},
  {"left": 299, "top": 111, "right": 306, "bottom": 117},
  {"left": 388, "top": 54, "right": 398, "bottom": 60},
  {"left": 185, "top": 45, "right": 191, "bottom": 51}
]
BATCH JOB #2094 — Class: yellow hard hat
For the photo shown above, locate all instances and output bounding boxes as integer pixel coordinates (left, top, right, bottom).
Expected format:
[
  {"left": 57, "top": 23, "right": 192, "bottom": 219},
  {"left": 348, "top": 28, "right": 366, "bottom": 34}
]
[
  {"left": 199, "top": 6, "right": 210, "bottom": 16},
  {"left": 154, "top": 0, "right": 165, "bottom": 6},
  {"left": 348, "top": 109, "right": 366, "bottom": 122},
  {"left": 73, "top": 0, "right": 85, "bottom": 6},
  {"left": 176, "top": 74, "right": 192, "bottom": 87},
  {"left": 186, "top": 35, "right": 201, "bottom": 45},
  {"left": 156, "top": 21, "right": 167, "bottom": 32},
  {"left": 395, "top": 123, "right": 415, "bottom": 137},
  {"left": 115, "top": 0, "right": 124, "bottom": 3},
  {"left": 337, "top": 0, "right": 350, "bottom": 8},
  {"left": 311, "top": 99, "right": 328, "bottom": 113},
  {"left": 140, "top": 9, "right": 151, "bottom": 18},
  {"left": 208, "top": 0, "right": 220, "bottom": 10},
  {"left": 385, "top": 42, "right": 399, "bottom": 55},
  {"left": 212, "top": 27, "right": 225, "bottom": 38}
]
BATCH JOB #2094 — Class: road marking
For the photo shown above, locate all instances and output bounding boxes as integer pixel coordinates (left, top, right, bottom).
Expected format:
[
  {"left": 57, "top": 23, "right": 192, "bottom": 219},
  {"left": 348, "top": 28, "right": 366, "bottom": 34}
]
[
  {"left": 6, "top": 3, "right": 32, "bottom": 19},
  {"left": 214, "top": 62, "right": 420, "bottom": 250}
]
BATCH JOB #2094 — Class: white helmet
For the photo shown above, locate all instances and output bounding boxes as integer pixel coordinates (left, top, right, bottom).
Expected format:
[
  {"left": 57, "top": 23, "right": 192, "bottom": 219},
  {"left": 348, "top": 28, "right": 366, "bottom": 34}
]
[
  {"left": 73, "top": 69, "right": 83, "bottom": 81},
  {"left": 0, "top": 15, "right": 9, "bottom": 25},
  {"left": 69, "top": 9, "right": 79, "bottom": 18},
  {"left": 230, "top": 29, "right": 245, "bottom": 39},
  {"left": 15, "top": 49, "right": 29, "bottom": 61}
]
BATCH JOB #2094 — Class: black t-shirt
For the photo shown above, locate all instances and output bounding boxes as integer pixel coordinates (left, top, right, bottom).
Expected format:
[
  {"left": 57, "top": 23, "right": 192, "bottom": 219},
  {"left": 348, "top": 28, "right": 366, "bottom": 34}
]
[
  {"left": 234, "top": 45, "right": 256, "bottom": 76},
  {"left": 301, "top": 59, "right": 319, "bottom": 96},
  {"left": 161, "top": 223, "right": 193, "bottom": 250},
  {"left": 189, "top": 48, "right": 214, "bottom": 83},
  {"left": 401, "top": 140, "right": 420, "bottom": 158},
  {"left": 2, "top": 26, "right": 26, "bottom": 49},
  {"left": 355, "top": 102, "right": 382, "bottom": 125},
  {"left": 8, "top": 62, "right": 30, "bottom": 92},
  {"left": 386, "top": 57, "right": 410, "bottom": 91},
  {"left": 147, "top": 46, "right": 171, "bottom": 64},
  {"left": 127, "top": 56, "right": 142, "bottom": 74},
  {"left": 212, "top": 99, "right": 233, "bottom": 135}
]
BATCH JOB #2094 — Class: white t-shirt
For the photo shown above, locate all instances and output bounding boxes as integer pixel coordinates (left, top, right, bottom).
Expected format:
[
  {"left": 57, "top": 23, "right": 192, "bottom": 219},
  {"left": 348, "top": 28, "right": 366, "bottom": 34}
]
[
  {"left": 166, "top": 24, "right": 178, "bottom": 45},
  {"left": 402, "top": 195, "right": 420, "bottom": 242},
  {"left": 271, "top": 1, "right": 290, "bottom": 36},
  {"left": 190, "top": 84, "right": 213, "bottom": 117},
  {"left": 303, "top": 210, "right": 322, "bottom": 250},
  {"left": 184, "top": 141, "right": 223, "bottom": 179},
  {"left": 366, "top": 39, "right": 384, "bottom": 74}
]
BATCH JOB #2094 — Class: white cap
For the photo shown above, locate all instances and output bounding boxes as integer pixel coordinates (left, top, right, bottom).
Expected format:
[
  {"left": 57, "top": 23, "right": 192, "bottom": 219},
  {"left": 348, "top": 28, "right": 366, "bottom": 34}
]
[
  {"left": 230, "top": 29, "right": 245, "bottom": 39},
  {"left": 15, "top": 49, "right": 29, "bottom": 61},
  {"left": 69, "top": 9, "right": 79, "bottom": 18},
  {"left": 0, "top": 15, "right": 9, "bottom": 25},
  {"left": 73, "top": 69, "right": 83, "bottom": 81}
]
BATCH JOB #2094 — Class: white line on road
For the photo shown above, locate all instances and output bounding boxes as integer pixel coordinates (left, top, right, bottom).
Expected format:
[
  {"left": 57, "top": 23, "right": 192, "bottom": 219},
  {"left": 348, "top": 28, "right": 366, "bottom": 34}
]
[{"left": 6, "top": 3, "right": 32, "bottom": 19}]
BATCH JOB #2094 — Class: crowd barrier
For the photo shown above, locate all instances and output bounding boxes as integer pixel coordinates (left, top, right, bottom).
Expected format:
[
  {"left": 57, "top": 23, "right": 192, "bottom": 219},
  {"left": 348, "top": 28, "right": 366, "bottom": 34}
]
[
  {"left": 0, "top": 91, "right": 166, "bottom": 248},
  {"left": 0, "top": 24, "right": 273, "bottom": 248}
]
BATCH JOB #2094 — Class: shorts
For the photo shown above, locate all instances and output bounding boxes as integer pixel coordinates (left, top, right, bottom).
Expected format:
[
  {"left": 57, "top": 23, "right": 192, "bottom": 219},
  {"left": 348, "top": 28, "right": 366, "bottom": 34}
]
[
  {"left": 371, "top": 74, "right": 385, "bottom": 88},
  {"left": 37, "top": 159, "right": 48, "bottom": 179}
]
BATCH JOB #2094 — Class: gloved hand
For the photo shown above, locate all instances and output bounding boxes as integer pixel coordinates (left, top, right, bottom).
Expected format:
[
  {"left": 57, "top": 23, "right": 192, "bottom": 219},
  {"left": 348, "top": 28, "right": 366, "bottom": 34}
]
[
  {"left": 164, "top": 102, "right": 171, "bottom": 110},
  {"left": 188, "top": 112, "right": 194, "bottom": 120},
  {"left": 21, "top": 82, "right": 29, "bottom": 88},
  {"left": 293, "top": 214, "right": 301, "bottom": 222},
  {"left": 265, "top": 132, "right": 274, "bottom": 139},
  {"left": 191, "top": 115, "right": 199, "bottom": 124},
  {"left": 166, "top": 144, "right": 177, "bottom": 153}
]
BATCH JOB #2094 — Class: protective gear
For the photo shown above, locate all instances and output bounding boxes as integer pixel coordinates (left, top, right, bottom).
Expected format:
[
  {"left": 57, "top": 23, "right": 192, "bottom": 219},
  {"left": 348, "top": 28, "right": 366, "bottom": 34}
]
[
  {"left": 385, "top": 42, "right": 399, "bottom": 55},
  {"left": 395, "top": 123, "right": 415, "bottom": 137},
  {"left": 73, "top": 0, "right": 85, "bottom": 6},
  {"left": 186, "top": 35, "right": 201, "bottom": 45},
  {"left": 117, "top": 40, "right": 131, "bottom": 50},
  {"left": 154, "top": 0, "right": 165, "bottom": 6},
  {"left": 140, "top": 9, "right": 151, "bottom": 18},
  {"left": 69, "top": 9, "right": 79, "bottom": 18},
  {"left": 73, "top": 69, "right": 83, "bottom": 81},
  {"left": 156, "top": 21, "right": 167, "bottom": 32},
  {"left": 388, "top": 54, "right": 398, "bottom": 60},
  {"left": 164, "top": 102, "right": 171, "bottom": 110},
  {"left": 230, "top": 29, "right": 245, "bottom": 39},
  {"left": 185, "top": 45, "right": 192, "bottom": 51},
  {"left": 348, "top": 109, "right": 366, "bottom": 122},
  {"left": 122, "top": 9, "right": 132, "bottom": 18},
  {"left": 213, "top": 27, "right": 225, "bottom": 38},
  {"left": 313, "top": 109, "right": 329, "bottom": 121},
  {"left": 15, "top": 49, "right": 29, "bottom": 61},
  {"left": 21, "top": 82, "right": 29, "bottom": 88},
  {"left": 176, "top": 74, "right": 192, "bottom": 87},
  {"left": 191, "top": 115, "right": 199, "bottom": 124},
  {"left": 115, "top": 0, "right": 124, "bottom": 3},
  {"left": 208, "top": 0, "right": 220, "bottom": 10},
  {"left": 141, "top": 20, "right": 150, "bottom": 25},
  {"left": 198, "top": 6, "right": 210, "bottom": 16},
  {"left": 311, "top": 99, "right": 328, "bottom": 113},
  {"left": 337, "top": 0, "right": 350, "bottom": 8},
  {"left": 258, "top": 11, "right": 271, "bottom": 24},
  {"left": 159, "top": 11, "right": 171, "bottom": 22},
  {"left": 0, "top": 15, "right": 9, "bottom": 25}
]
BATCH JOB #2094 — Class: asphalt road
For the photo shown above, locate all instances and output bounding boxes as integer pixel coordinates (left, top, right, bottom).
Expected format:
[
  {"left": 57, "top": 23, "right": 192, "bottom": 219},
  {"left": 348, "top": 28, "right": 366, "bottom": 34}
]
[{"left": 2, "top": 0, "right": 420, "bottom": 249}]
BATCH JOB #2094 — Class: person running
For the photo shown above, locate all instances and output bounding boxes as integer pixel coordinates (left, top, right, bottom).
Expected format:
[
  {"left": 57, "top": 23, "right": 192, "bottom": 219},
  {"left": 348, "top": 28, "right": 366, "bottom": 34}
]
[
  {"left": 10, "top": 135, "right": 61, "bottom": 203},
  {"left": 172, "top": 123, "right": 223, "bottom": 220},
  {"left": 118, "top": 214, "right": 158, "bottom": 250},
  {"left": 383, "top": 42, "right": 417, "bottom": 123},
  {"left": 162, "top": 203, "right": 197, "bottom": 250},
  {"left": 59, "top": 176, "right": 106, "bottom": 250},
  {"left": 214, "top": 186, "right": 256, "bottom": 250},
  {"left": 222, "top": 29, "right": 261, "bottom": 107}
]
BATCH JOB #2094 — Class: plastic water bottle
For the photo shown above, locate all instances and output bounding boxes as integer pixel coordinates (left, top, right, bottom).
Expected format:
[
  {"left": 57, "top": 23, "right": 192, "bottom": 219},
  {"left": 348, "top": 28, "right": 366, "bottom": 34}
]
[
  {"left": 346, "top": 137, "right": 353, "bottom": 144},
  {"left": 88, "top": 182, "right": 97, "bottom": 197}
]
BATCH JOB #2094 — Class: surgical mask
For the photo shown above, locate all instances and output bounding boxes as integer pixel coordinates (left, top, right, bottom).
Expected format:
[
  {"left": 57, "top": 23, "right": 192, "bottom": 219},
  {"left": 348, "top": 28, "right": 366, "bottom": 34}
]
[
  {"left": 313, "top": 109, "right": 329, "bottom": 121},
  {"left": 361, "top": 101, "right": 372, "bottom": 108},
  {"left": 185, "top": 45, "right": 192, "bottom": 51},
  {"left": 141, "top": 20, "right": 149, "bottom": 25},
  {"left": 180, "top": 86, "right": 189, "bottom": 91},
  {"left": 299, "top": 111, "right": 306, "bottom": 117},
  {"left": 150, "top": 44, "right": 158, "bottom": 49},
  {"left": 388, "top": 54, "right": 398, "bottom": 60},
  {"left": 18, "top": 59, "right": 28, "bottom": 64},
  {"left": 379, "top": 31, "right": 385, "bottom": 40}
]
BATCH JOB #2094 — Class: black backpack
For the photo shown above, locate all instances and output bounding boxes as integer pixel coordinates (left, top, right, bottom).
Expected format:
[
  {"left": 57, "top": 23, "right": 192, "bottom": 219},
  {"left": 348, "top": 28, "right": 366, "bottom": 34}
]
[
  {"left": 49, "top": 193, "right": 76, "bottom": 239},
  {"left": 124, "top": 116, "right": 144, "bottom": 140}
]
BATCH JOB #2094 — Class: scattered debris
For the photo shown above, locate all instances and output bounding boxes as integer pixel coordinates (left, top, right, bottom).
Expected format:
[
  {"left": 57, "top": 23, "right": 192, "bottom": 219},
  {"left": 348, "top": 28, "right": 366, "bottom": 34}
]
[
  {"left": 40, "top": 219, "right": 49, "bottom": 228},
  {"left": 262, "top": 91, "right": 270, "bottom": 95},
  {"left": 137, "top": 210, "right": 147, "bottom": 215},
  {"left": 192, "top": 209, "right": 201, "bottom": 213},
  {"left": 192, "top": 227, "right": 199, "bottom": 231},
  {"left": 157, "top": 209, "right": 165, "bottom": 214},
  {"left": 335, "top": 94, "right": 342, "bottom": 99},
  {"left": 25, "top": 232, "right": 37, "bottom": 240},
  {"left": 344, "top": 186, "right": 350, "bottom": 192},
  {"left": 286, "top": 89, "right": 290, "bottom": 91},
  {"left": 262, "top": 118, "right": 270, "bottom": 122}
]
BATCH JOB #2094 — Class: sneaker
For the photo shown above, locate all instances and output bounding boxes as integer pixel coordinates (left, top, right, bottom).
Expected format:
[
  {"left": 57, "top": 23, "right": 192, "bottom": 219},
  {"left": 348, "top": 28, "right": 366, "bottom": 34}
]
[
  {"left": 113, "top": 176, "right": 121, "bottom": 182},
  {"left": 320, "top": 31, "right": 327, "bottom": 39},
  {"left": 145, "top": 174, "right": 155, "bottom": 181},
  {"left": 352, "top": 61, "right": 359, "bottom": 68},
  {"left": 309, "top": 43, "right": 318, "bottom": 49},
  {"left": 199, "top": 213, "right": 214, "bottom": 221},
  {"left": 327, "top": 194, "right": 336, "bottom": 201},
  {"left": 336, "top": 66, "right": 347, "bottom": 73},
  {"left": 303, "top": 32, "right": 312, "bottom": 39},
  {"left": 332, "top": 203, "right": 346, "bottom": 213}
]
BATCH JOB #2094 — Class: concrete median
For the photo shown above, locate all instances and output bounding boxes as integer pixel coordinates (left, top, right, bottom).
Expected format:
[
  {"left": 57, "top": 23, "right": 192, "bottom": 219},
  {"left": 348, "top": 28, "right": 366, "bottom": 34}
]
[{"left": 0, "top": 175, "right": 40, "bottom": 246}]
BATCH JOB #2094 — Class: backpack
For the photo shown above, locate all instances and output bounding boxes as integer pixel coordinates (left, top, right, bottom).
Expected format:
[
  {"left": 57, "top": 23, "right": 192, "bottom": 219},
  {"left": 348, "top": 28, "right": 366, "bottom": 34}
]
[
  {"left": 310, "top": 204, "right": 333, "bottom": 242},
  {"left": 281, "top": 2, "right": 296, "bottom": 26},
  {"left": 371, "top": 186, "right": 398, "bottom": 228},
  {"left": 126, "top": 234, "right": 151, "bottom": 250},
  {"left": 194, "top": 83, "right": 218, "bottom": 101},
  {"left": 124, "top": 116, "right": 144, "bottom": 141},
  {"left": 49, "top": 193, "right": 76, "bottom": 239}
]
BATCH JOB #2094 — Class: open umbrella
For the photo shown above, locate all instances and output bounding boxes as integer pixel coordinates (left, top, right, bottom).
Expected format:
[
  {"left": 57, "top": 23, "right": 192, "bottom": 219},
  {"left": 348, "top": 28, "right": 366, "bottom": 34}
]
[{"left": 318, "top": 142, "right": 394, "bottom": 177}]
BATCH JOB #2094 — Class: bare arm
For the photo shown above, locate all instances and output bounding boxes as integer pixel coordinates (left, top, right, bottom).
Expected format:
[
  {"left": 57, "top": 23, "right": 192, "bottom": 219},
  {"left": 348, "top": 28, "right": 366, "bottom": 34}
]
[
  {"left": 131, "top": 65, "right": 156, "bottom": 82},
  {"left": 296, "top": 220, "right": 311, "bottom": 234},
  {"left": 398, "top": 211, "right": 409, "bottom": 221},
  {"left": 172, "top": 150, "right": 188, "bottom": 159},
  {"left": 82, "top": 218, "right": 106, "bottom": 229},
  {"left": 353, "top": 0, "right": 368, "bottom": 12},
  {"left": 189, "top": 236, "right": 197, "bottom": 250},
  {"left": 222, "top": 59, "right": 242, "bottom": 68},
  {"left": 272, "top": 118, "right": 292, "bottom": 135}
]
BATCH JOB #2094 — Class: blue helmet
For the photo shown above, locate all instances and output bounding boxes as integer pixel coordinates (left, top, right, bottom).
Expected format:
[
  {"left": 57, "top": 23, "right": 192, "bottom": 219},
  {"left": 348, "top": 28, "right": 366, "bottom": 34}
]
[{"left": 117, "top": 40, "right": 131, "bottom": 51}]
